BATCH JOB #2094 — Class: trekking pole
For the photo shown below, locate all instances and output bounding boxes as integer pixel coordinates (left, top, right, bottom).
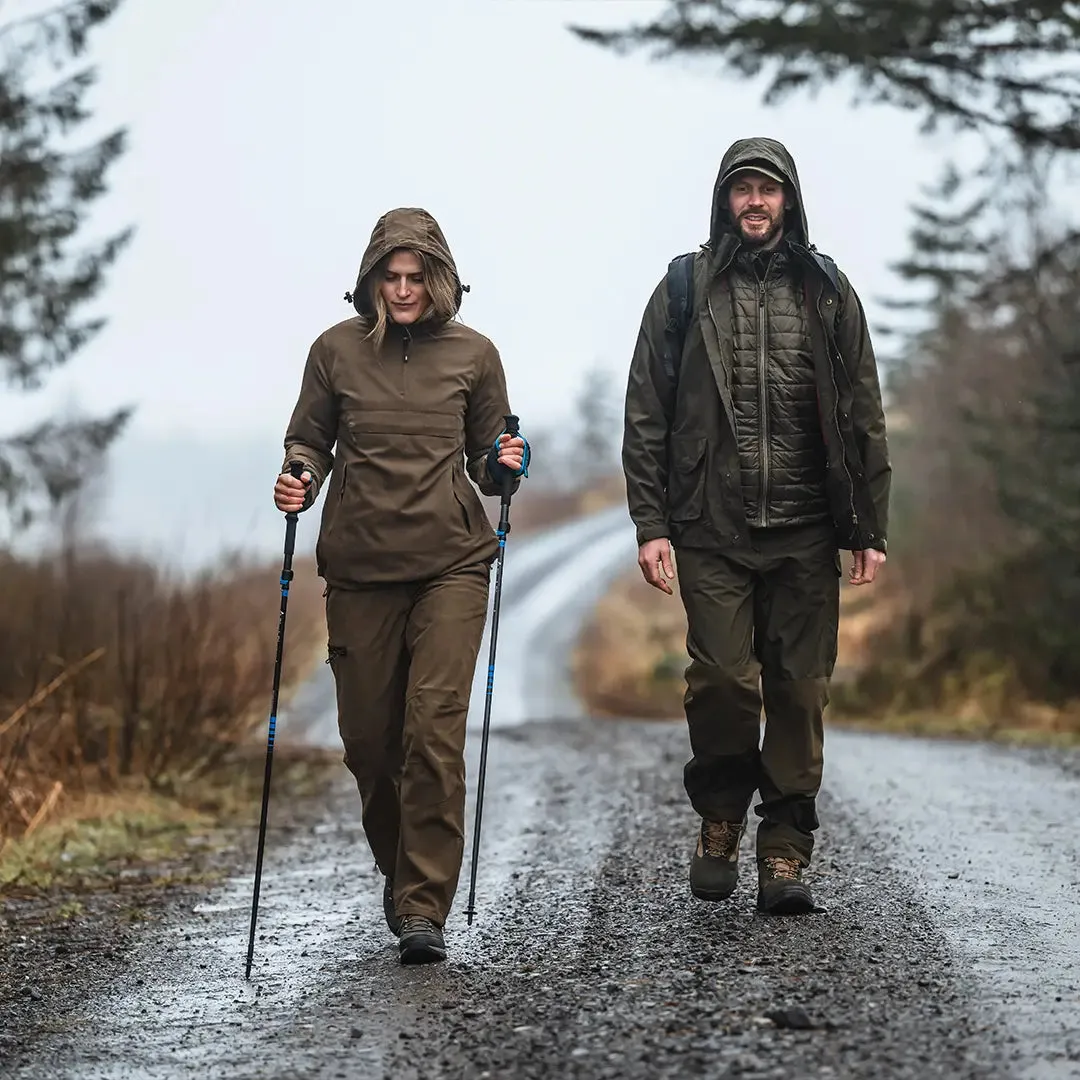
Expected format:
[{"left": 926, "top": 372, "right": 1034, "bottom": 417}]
[
  {"left": 245, "top": 461, "right": 306, "bottom": 979},
  {"left": 465, "top": 414, "right": 521, "bottom": 927}
]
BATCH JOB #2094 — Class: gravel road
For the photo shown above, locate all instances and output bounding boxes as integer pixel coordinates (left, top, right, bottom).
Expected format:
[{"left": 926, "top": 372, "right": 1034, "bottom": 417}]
[{"left": 3, "top": 509, "right": 1078, "bottom": 1080}]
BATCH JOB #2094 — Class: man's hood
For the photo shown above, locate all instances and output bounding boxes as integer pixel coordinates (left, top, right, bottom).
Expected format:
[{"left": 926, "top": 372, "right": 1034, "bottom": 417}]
[
  {"left": 350, "top": 207, "right": 464, "bottom": 319},
  {"left": 709, "top": 137, "right": 809, "bottom": 249}
]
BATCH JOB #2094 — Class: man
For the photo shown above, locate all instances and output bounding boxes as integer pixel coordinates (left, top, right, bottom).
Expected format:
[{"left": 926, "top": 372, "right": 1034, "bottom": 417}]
[{"left": 622, "top": 137, "right": 890, "bottom": 914}]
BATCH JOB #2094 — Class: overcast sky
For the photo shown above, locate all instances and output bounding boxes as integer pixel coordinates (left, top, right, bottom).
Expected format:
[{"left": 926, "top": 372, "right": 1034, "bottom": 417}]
[{"left": 5, "top": 0, "right": 978, "bottom": 565}]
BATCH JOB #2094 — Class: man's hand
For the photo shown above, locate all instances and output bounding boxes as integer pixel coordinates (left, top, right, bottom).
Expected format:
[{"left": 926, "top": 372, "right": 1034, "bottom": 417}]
[
  {"left": 849, "top": 548, "right": 886, "bottom": 586},
  {"left": 638, "top": 538, "right": 676, "bottom": 595},
  {"left": 274, "top": 470, "right": 311, "bottom": 513},
  {"left": 496, "top": 433, "right": 526, "bottom": 474}
]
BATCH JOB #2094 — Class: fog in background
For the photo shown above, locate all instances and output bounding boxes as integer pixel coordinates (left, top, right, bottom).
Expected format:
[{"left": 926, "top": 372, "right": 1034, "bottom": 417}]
[{"left": 5, "top": 0, "right": 971, "bottom": 567}]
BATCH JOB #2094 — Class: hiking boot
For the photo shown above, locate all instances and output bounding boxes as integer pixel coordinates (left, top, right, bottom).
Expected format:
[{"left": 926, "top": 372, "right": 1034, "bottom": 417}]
[
  {"left": 757, "top": 856, "right": 815, "bottom": 915},
  {"left": 398, "top": 915, "right": 446, "bottom": 965},
  {"left": 383, "top": 877, "right": 401, "bottom": 937},
  {"left": 689, "top": 818, "right": 745, "bottom": 901}
]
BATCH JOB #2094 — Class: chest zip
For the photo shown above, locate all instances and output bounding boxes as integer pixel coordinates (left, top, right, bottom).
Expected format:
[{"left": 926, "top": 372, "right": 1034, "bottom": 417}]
[{"left": 755, "top": 255, "right": 775, "bottom": 529}]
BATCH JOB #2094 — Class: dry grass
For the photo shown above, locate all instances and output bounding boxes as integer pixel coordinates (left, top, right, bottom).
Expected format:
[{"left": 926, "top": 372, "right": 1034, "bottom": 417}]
[
  {"left": 0, "top": 545, "right": 327, "bottom": 850},
  {"left": 572, "top": 568, "right": 688, "bottom": 719},
  {"left": 832, "top": 580, "right": 905, "bottom": 682},
  {"left": 568, "top": 561, "right": 1076, "bottom": 743},
  {"left": 575, "top": 561, "right": 1080, "bottom": 743},
  {"left": 0, "top": 745, "right": 338, "bottom": 896},
  {"left": 828, "top": 703, "right": 1080, "bottom": 746}
]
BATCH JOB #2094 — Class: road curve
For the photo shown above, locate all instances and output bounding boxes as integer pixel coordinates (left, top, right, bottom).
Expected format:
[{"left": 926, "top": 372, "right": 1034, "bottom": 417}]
[
  {"left": 280, "top": 504, "right": 637, "bottom": 743},
  {"left": 5, "top": 507, "right": 1079, "bottom": 1080}
]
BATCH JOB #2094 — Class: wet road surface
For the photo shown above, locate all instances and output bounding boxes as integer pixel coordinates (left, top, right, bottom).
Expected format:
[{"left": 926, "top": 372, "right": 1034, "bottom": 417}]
[{"left": 5, "top": 510, "right": 1080, "bottom": 1079}]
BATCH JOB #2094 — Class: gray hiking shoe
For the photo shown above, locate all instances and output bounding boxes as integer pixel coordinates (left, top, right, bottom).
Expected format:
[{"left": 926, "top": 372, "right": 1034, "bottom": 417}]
[
  {"left": 689, "top": 818, "right": 745, "bottom": 901},
  {"left": 757, "top": 856, "right": 815, "bottom": 915},
  {"left": 383, "top": 877, "right": 401, "bottom": 937},
  {"left": 398, "top": 915, "right": 446, "bottom": 965}
]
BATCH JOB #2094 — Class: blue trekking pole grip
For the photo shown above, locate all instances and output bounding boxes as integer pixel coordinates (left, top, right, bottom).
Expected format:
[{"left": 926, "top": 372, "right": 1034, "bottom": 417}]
[{"left": 245, "top": 460, "right": 306, "bottom": 979}]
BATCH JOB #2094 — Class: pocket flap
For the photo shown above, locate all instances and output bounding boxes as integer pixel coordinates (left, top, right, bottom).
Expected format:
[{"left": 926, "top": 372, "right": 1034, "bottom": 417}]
[{"left": 672, "top": 436, "right": 706, "bottom": 472}]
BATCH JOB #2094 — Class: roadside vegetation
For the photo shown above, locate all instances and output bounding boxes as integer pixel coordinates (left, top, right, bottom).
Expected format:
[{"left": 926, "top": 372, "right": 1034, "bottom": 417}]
[
  {"left": 0, "top": 469, "right": 624, "bottom": 894},
  {"left": 0, "top": 532, "right": 331, "bottom": 889}
]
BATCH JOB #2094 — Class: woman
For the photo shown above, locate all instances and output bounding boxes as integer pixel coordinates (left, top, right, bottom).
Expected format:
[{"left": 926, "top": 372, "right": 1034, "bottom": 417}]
[{"left": 273, "top": 207, "right": 528, "bottom": 965}]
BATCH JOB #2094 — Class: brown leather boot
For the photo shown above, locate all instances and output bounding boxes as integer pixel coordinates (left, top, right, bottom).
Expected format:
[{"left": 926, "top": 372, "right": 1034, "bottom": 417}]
[
  {"left": 757, "top": 856, "right": 815, "bottom": 914},
  {"left": 689, "top": 818, "right": 745, "bottom": 901},
  {"left": 398, "top": 915, "right": 447, "bottom": 965}
]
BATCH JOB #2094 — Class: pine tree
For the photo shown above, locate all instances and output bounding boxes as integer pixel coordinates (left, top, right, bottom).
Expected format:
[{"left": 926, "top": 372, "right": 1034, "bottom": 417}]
[
  {"left": 569, "top": 1, "right": 1080, "bottom": 154},
  {"left": 976, "top": 230, "right": 1080, "bottom": 554},
  {"left": 0, "top": 0, "right": 133, "bottom": 529},
  {"left": 848, "top": 166, "right": 1080, "bottom": 706}
]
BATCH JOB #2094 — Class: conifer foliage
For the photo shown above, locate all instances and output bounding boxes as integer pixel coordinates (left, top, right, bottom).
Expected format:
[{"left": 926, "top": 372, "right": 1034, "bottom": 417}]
[
  {"left": 0, "top": 0, "right": 132, "bottom": 526},
  {"left": 570, "top": 1, "right": 1080, "bottom": 152}
]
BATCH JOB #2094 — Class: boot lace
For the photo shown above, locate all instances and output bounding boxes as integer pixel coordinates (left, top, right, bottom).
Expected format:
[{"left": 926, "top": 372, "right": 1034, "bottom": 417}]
[
  {"left": 762, "top": 856, "right": 801, "bottom": 881},
  {"left": 701, "top": 820, "right": 742, "bottom": 860},
  {"left": 400, "top": 914, "right": 438, "bottom": 935}
]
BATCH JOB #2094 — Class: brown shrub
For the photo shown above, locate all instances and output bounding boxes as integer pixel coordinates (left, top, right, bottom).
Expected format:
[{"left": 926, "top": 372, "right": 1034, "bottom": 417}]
[{"left": 0, "top": 547, "right": 325, "bottom": 844}]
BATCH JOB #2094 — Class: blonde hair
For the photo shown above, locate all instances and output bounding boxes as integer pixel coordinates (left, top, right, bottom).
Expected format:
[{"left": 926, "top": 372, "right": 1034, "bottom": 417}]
[{"left": 362, "top": 249, "right": 460, "bottom": 352}]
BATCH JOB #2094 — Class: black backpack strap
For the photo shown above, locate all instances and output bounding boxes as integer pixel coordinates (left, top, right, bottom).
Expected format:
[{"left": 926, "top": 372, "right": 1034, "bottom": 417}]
[
  {"left": 662, "top": 251, "right": 696, "bottom": 385},
  {"left": 809, "top": 248, "right": 840, "bottom": 293},
  {"left": 663, "top": 247, "right": 837, "bottom": 386}
]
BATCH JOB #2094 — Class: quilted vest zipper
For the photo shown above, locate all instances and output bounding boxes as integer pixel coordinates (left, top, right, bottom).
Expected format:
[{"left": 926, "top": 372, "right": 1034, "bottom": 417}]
[{"left": 757, "top": 274, "right": 770, "bottom": 528}]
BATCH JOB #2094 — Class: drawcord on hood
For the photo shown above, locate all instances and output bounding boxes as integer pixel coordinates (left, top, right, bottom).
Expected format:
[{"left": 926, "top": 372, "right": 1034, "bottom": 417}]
[{"left": 342, "top": 207, "right": 469, "bottom": 321}]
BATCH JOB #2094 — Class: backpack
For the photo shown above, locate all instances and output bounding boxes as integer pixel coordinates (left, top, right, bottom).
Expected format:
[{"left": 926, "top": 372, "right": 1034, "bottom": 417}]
[{"left": 661, "top": 246, "right": 841, "bottom": 385}]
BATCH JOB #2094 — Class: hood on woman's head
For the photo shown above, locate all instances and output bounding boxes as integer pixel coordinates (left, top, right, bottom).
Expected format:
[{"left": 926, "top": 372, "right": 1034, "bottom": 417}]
[{"left": 347, "top": 207, "right": 468, "bottom": 320}]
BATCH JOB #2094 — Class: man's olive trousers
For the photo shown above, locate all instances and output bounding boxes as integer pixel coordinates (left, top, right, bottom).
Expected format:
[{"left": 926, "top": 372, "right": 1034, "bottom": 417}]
[{"left": 675, "top": 524, "right": 840, "bottom": 865}]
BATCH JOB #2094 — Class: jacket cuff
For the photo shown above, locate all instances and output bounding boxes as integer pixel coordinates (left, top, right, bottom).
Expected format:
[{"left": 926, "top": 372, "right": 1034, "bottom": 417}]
[
  {"left": 860, "top": 532, "right": 886, "bottom": 554},
  {"left": 636, "top": 523, "right": 671, "bottom": 545}
]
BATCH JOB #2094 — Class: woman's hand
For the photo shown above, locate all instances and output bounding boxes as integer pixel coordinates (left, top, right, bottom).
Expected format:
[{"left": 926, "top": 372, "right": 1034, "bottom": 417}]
[
  {"left": 496, "top": 434, "right": 526, "bottom": 474},
  {"left": 274, "top": 470, "right": 311, "bottom": 512}
]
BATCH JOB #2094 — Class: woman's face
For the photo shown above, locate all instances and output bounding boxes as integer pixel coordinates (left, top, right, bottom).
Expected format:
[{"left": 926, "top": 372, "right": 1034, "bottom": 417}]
[{"left": 379, "top": 250, "right": 429, "bottom": 325}]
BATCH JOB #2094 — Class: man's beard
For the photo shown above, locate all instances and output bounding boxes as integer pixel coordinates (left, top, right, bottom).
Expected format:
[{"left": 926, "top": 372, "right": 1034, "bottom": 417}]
[{"left": 737, "top": 211, "right": 783, "bottom": 249}]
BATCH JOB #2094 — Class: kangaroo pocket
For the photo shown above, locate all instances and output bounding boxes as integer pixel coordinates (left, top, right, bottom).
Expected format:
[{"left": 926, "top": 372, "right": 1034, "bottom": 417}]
[
  {"left": 332, "top": 461, "right": 478, "bottom": 556},
  {"left": 668, "top": 435, "right": 708, "bottom": 523},
  {"left": 318, "top": 417, "right": 492, "bottom": 583}
]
